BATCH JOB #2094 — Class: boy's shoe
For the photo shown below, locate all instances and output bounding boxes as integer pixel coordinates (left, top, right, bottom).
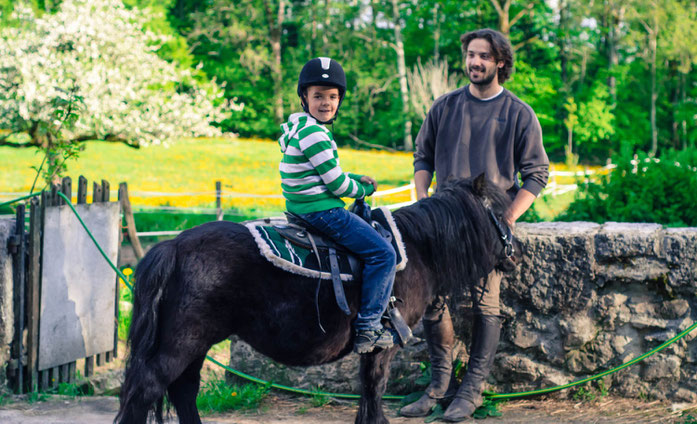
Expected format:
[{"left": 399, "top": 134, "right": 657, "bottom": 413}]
[{"left": 354, "top": 328, "right": 395, "bottom": 354}]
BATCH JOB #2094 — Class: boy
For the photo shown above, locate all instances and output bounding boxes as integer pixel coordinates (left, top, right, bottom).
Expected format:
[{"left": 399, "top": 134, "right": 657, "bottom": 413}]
[{"left": 278, "top": 57, "right": 396, "bottom": 354}]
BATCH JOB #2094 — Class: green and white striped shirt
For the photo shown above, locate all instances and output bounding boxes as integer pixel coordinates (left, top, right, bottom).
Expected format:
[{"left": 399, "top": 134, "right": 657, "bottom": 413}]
[{"left": 279, "top": 113, "right": 374, "bottom": 214}]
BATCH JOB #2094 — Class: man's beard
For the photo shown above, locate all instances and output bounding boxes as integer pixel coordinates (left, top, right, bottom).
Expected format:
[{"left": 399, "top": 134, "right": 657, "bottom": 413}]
[{"left": 467, "top": 66, "right": 497, "bottom": 86}]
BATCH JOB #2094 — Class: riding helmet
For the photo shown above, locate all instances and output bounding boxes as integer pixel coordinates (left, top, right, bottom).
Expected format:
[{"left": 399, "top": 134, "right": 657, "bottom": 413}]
[{"left": 297, "top": 57, "right": 346, "bottom": 121}]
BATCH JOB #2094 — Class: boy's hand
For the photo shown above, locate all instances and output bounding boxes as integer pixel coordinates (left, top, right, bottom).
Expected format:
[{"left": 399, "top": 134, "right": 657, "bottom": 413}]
[{"left": 360, "top": 175, "right": 378, "bottom": 191}]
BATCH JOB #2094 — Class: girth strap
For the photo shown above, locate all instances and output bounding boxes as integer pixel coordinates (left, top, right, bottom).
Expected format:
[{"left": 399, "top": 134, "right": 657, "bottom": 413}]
[
  {"left": 328, "top": 248, "right": 351, "bottom": 315},
  {"left": 306, "top": 232, "right": 327, "bottom": 333}
]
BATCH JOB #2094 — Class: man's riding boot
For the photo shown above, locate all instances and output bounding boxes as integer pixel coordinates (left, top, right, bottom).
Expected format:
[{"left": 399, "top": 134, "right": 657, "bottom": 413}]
[
  {"left": 399, "top": 299, "right": 454, "bottom": 417},
  {"left": 442, "top": 314, "right": 501, "bottom": 422}
]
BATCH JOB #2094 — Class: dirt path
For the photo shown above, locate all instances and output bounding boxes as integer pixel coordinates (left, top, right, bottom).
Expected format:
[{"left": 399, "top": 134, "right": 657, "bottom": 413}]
[{"left": 0, "top": 393, "right": 694, "bottom": 424}]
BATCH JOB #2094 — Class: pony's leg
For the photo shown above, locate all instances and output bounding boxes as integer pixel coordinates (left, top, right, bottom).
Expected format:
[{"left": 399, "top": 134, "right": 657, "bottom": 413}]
[
  {"left": 355, "top": 347, "right": 399, "bottom": 424},
  {"left": 116, "top": 355, "right": 172, "bottom": 424},
  {"left": 168, "top": 354, "right": 206, "bottom": 424},
  {"left": 117, "top": 346, "right": 208, "bottom": 424}
]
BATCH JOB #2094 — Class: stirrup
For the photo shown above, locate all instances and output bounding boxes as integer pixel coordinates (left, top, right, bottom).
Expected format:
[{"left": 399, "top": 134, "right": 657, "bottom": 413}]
[{"left": 385, "top": 296, "right": 412, "bottom": 346}]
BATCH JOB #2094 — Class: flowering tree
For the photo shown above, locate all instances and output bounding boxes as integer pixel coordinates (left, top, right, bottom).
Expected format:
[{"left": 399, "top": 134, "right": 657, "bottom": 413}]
[{"left": 0, "top": 0, "right": 238, "bottom": 147}]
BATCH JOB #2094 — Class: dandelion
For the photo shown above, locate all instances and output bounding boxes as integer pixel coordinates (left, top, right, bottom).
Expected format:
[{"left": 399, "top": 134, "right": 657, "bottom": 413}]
[
  {"left": 123, "top": 267, "right": 133, "bottom": 276},
  {"left": 231, "top": 392, "right": 237, "bottom": 397}
]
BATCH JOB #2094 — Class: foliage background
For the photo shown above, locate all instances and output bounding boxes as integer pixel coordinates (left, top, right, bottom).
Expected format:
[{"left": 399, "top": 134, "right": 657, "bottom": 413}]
[
  {"left": 1, "top": 0, "right": 696, "bottom": 225},
  {"left": 4, "top": 0, "right": 694, "bottom": 158}
]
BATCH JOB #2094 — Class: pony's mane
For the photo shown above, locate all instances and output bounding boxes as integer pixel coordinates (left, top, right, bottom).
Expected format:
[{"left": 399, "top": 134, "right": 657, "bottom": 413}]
[{"left": 393, "top": 177, "right": 512, "bottom": 296}]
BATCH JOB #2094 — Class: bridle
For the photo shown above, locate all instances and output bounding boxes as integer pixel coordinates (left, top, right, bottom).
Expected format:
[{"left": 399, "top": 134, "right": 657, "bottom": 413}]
[{"left": 486, "top": 208, "right": 515, "bottom": 261}]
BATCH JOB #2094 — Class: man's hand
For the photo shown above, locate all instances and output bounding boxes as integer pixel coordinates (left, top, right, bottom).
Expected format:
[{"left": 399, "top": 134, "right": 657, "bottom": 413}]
[
  {"left": 360, "top": 175, "right": 378, "bottom": 191},
  {"left": 505, "top": 189, "right": 537, "bottom": 229}
]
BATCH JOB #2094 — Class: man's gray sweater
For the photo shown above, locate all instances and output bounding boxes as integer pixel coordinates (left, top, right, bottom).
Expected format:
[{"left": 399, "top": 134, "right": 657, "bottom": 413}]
[{"left": 413, "top": 85, "right": 549, "bottom": 199}]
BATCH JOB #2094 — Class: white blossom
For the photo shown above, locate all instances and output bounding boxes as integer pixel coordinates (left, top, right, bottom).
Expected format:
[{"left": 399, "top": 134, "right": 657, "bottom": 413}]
[{"left": 0, "top": 0, "right": 240, "bottom": 146}]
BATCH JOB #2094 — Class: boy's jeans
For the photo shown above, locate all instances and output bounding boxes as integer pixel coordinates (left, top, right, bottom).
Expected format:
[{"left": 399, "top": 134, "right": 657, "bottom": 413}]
[{"left": 299, "top": 207, "right": 396, "bottom": 331}]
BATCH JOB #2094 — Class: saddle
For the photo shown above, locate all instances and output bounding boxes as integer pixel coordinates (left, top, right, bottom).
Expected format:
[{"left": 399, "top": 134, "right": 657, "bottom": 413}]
[{"left": 245, "top": 202, "right": 411, "bottom": 345}]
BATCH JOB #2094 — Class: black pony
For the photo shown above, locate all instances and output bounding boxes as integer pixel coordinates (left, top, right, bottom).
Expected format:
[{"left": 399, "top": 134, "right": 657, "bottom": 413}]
[{"left": 115, "top": 175, "right": 516, "bottom": 424}]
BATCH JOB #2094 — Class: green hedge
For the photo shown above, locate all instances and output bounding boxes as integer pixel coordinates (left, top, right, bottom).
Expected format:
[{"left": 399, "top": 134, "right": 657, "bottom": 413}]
[{"left": 558, "top": 147, "right": 697, "bottom": 227}]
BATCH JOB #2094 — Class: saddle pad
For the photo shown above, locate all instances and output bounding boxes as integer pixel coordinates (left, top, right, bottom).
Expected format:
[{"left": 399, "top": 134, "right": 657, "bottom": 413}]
[{"left": 245, "top": 207, "right": 408, "bottom": 281}]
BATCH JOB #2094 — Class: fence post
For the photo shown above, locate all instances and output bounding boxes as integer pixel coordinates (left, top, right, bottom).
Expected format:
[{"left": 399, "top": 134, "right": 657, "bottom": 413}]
[
  {"left": 216, "top": 181, "right": 223, "bottom": 221},
  {"left": 119, "top": 182, "right": 144, "bottom": 260},
  {"left": 26, "top": 197, "right": 40, "bottom": 392},
  {"left": 39, "top": 190, "right": 50, "bottom": 390},
  {"left": 78, "top": 177, "right": 95, "bottom": 377},
  {"left": 410, "top": 179, "right": 416, "bottom": 203},
  {"left": 11, "top": 203, "right": 26, "bottom": 393}
]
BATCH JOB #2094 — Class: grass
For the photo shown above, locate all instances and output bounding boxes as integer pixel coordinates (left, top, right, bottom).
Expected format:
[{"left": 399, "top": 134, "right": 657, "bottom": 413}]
[
  {"left": 118, "top": 267, "right": 134, "bottom": 341},
  {"left": 1, "top": 137, "right": 602, "bottom": 220},
  {"left": 1, "top": 137, "right": 611, "bottom": 233},
  {"left": 195, "top": 378, "right": 270, "bottom": 415},
  {"left": 530, "top": 190, "right": 578, "bottom": 221},
  {"left": 1, "top": 137, "right": 416, "bottom": 214}
]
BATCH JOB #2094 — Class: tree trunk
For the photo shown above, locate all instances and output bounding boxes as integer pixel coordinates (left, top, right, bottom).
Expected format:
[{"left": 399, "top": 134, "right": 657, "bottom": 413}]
[
  {"left": 649, "top": 21, "right": 658, "bottom": 156},
  {"left": 265, "top": 0, "right": 285, "bottom": 124},
  {"left": 567, "top": 126, "right": 573, "bottom": 158},
  {"left": 670, "top": 61, "right": 679, "bottom": 149},
  {"left": 433, "top": 3, "right": 440, "bottom": 60},
  {"left": 391, "top": 0, "right": 412, "bottom": 151},
  {"left": 558, "top": 0, "right": 568, "bottom": 87},
  {"left": 489, "top": 0, "right": 534, "bottom": 39},
  {"left": 323, "top": 0, "right": 330, "bottom": 46},
  {"left": 490, "top": 0, "right": 511, "bottom": 36},
  {"left": 680, "top": 71, "right": 687, "bottom": 150},
  {"left": 371, "top": 0, "right": 378, "bottom": 42},
  {"left": 605, "top": 1, "right": 623, "bottom": 107},
  {"left": 310, "top": 3, "right": 317, "bottom": 56}
]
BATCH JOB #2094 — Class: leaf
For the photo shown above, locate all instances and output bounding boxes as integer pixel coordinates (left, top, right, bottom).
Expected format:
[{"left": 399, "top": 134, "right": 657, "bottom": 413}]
[
  {"left": 473, "top": 398, "right": 502, "bottom": 419},
  {"left": 400, "top": 391, "right": 425, "bottom": 406},
  {"left": 424, "top": 403, "right": 444, "bottom": 423}
]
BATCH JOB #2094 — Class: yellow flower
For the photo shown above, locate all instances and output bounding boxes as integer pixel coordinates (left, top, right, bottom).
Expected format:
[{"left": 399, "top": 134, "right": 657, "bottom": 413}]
[
  {"left": 123, "top": 268, "right": 133, "bottom": 276},
  {"left": 231, "top": 392, "right": 237, "bottom": 397}
]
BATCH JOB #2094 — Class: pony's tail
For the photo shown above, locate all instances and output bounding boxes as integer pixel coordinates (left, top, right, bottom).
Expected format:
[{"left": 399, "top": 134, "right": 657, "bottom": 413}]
[{"left": 115, "top": 240, "right": 177, "bottom": 424}]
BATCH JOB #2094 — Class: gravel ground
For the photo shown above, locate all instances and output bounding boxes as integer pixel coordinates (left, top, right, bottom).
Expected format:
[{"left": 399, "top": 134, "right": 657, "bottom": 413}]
[{"left": 0, "top": 393, "right": 695, "bottom": 424}]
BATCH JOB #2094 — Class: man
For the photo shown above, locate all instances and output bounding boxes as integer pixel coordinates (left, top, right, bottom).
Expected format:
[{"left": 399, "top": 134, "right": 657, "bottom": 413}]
[{"left": 399, "top": 28, "right": 549, "bottom": 422}]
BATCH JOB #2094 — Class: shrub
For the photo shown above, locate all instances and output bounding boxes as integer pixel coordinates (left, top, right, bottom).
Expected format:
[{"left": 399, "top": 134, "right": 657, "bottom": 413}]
[{"left": 558, "top": 147, "right": 697, "bottom": 227}]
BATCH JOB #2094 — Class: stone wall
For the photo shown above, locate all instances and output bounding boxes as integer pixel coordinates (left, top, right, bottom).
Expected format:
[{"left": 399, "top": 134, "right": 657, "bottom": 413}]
[
  {"left": 498, "top": 222, "right": 697, "bottom": 402},
  {"left": 0, "top": 218, "right": 16, "bottom": 391},
  {"left": 228, "top": 222, "right": 697, "bottom": 401}
]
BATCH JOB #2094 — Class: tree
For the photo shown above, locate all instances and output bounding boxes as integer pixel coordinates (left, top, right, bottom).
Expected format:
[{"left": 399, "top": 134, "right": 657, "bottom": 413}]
[
  {"left": 564, "top": 84, "right": 615, "bottom": 162},
  {"left": 0, "top": 0, "right": 229, "bottom": 147},
  {"left": 489, "top": 0, "right": 536, "bottom": 39},
  {"left": 390, "top": 0, "right": 412, "bottom": 151},
  {"left": 262, "top": 0, "right": 285, "bottom": 124},
  {"left": 661, "top": 0, "right": 697, "bottom": 150},
  {"left": 627, "top": 0, "right": 668, "bottom": 156},
  {"left": 181, "top": 0, "right": 286, "bottom": 138}
]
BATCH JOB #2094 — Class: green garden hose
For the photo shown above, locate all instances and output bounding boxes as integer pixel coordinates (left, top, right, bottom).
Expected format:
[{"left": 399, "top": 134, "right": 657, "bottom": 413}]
[
  {"left": 0, "top": 192, "right": 41, "bottom": 209},
  {"left": 4, "top": 192, "right": 696, "bottom": 402}
]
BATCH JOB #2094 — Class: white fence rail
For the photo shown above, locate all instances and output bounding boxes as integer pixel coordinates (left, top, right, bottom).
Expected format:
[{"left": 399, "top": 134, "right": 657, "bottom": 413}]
[{"left": 2, "top": 166, "right": 616, "bottom": 238}]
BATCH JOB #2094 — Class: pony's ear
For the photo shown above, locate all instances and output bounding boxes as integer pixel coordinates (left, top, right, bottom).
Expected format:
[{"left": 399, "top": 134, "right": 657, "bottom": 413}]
[{"left": 473, "top": 173, "right": 487, "bottom": 196}]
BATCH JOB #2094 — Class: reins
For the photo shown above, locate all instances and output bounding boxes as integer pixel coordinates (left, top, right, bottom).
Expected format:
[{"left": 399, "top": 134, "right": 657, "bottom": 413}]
[{"left": 487, "top": 208, "right": 515, "bottom": 260}]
